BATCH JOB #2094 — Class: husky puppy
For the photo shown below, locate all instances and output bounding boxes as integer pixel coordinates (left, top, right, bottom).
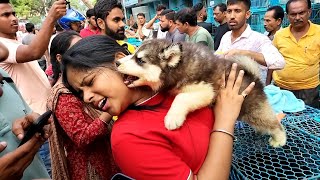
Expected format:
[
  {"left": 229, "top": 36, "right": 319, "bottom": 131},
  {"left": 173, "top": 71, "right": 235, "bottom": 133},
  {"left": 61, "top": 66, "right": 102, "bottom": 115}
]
[{"left": 115, "top": 39, "right": 286, "bottom": 147}]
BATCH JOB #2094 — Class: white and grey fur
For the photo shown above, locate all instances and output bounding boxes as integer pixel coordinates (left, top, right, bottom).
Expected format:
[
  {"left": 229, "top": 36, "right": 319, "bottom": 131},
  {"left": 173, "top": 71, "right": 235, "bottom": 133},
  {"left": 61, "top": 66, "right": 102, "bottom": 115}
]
[{"left": 116, "top": 39, "right": 286, "bottom": 147}]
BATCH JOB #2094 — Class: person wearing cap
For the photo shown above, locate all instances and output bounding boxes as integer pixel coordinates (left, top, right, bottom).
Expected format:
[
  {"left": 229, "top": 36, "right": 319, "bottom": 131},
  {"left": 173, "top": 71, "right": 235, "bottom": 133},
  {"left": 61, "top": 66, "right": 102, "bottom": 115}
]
[{"left": 58, "top": 7, "right": 85, "bottom": 33}]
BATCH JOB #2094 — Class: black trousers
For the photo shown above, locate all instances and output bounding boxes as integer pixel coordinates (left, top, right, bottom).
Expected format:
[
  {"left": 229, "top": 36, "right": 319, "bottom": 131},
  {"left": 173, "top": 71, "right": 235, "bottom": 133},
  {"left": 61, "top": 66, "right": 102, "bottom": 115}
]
[{"left": 287, "top": 85, "right": 319, "bottom": 109}]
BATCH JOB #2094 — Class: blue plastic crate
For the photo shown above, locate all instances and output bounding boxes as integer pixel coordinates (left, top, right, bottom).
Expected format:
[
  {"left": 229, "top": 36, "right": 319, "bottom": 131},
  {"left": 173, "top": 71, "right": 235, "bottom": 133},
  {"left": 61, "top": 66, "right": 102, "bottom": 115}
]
[
  {"left": 249, "top": 3, "right": 320, "bottom": 33},
  {"left": 231, "top": 123, "right": 320, "bottom": 179},
  {"left": 251, "top": 0, "right": 270, "bottom": 8},
  {"left": 281, "top": 106, "right": 320, "bottom": 141},
  {"left": 230, "top": 165, "right": 246, "bottom": 180},
  {"left": 283, "top": 106, "right": 320, "bottom": 121}
]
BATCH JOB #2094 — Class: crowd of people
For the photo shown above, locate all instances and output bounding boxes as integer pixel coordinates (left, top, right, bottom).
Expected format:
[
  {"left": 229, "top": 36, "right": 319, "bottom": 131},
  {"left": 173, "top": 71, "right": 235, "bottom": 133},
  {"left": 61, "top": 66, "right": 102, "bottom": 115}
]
[{"left": 0, "top": 0, "right": 318, "bottom": 179}]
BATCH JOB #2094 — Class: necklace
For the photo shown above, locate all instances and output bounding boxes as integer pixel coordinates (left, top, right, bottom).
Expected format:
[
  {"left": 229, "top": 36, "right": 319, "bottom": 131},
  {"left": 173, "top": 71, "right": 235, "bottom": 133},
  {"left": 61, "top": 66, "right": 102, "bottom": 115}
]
[{"left": 135, "top": 92, "right": 159, "bottom": 106}]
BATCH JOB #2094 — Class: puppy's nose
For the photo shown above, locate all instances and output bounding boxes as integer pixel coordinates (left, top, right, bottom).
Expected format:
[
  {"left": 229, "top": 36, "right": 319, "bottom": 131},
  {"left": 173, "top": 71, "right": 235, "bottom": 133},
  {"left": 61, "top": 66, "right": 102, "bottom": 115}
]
[{"left": 115, "top": 61, "right": 121, "bottom": 67}]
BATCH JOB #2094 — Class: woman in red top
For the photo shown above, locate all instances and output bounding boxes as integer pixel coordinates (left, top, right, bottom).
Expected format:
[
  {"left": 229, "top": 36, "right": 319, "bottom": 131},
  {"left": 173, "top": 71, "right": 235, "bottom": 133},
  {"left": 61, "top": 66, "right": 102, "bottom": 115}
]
[
  {"left": 47, "top": 32, "right": 118, "bottom": 180},
  {"left": 62, "top": 35, "right": 255, "bottom": 180}
]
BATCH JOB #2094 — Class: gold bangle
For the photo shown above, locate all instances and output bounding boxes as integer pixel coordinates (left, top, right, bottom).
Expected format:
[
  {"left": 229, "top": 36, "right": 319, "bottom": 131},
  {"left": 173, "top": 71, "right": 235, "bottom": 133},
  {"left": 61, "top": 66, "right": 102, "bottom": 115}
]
[{"left": 211, "top": 129, "right": 236, "bottom": 141}]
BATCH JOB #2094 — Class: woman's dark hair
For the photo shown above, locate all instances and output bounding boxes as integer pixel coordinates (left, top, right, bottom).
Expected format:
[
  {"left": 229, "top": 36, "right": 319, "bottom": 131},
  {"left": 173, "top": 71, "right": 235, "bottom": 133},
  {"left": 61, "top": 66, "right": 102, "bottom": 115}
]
[
  {"left": 50, "top": 31, "right": 80, "bottom": 85},
  {"left": 61, "top": 35, "right": 130, "bottom": 96}
]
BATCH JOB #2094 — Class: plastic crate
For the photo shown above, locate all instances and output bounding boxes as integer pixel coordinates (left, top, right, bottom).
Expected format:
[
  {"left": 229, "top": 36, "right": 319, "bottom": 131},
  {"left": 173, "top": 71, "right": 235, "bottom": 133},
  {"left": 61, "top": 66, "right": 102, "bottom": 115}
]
[
  {"left": 249, "top": 13, "right": 266, "bottom": 32},
  {"left": 251, "top": 0, "right": 270, "bottom": 8},
  {"left": 310, "top": 3, "right": 320, "bottom": 24},
  {"left": 250, "top": 3, "right": 320, "bottom": 33},
  {"left": 230, "top": 122, "right": 320, "bottom": 179},
  {"left": 283, "top": 106, "right": 320, "bottom": 121},
  {"left": 230, "top": 165, "right": 246, "bottom": 180},
  {"left": 282, "top": 106, "right": 320, "bottom": 141}
]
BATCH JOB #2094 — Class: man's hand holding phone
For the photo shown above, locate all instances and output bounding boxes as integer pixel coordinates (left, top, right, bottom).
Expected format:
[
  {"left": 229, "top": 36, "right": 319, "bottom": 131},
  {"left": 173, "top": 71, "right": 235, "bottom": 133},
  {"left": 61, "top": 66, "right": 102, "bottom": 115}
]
[
  {"left": 12, "top": 111, "right": 53, "bottom": 145},
  {"left": 0, "top": 111, "right": 53, "bottom": 179}
]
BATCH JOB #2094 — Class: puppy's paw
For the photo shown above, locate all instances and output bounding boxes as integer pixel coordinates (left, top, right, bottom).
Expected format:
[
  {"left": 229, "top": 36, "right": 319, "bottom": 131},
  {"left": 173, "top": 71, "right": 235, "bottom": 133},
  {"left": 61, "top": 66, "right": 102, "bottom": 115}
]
[
  {"left": 164, "top": 113, "right": 186, "bottom": 130},
  {"left": 269, "top": 136, "right": 286, "bottom": 148}
]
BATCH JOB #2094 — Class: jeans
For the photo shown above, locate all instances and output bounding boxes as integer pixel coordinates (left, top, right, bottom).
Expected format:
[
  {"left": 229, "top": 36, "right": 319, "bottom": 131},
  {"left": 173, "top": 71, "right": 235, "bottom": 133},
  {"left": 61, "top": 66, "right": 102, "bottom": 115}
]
[{"left": 39, "top": 140, "right": 52, "bottom": 177}]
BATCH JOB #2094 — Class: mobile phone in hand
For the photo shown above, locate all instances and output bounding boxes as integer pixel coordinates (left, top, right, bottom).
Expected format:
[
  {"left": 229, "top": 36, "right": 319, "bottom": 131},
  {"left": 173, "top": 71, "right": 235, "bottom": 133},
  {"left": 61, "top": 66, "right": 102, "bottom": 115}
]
[{"left": 18, "top": 110, "right": 52, "bottom": 147}]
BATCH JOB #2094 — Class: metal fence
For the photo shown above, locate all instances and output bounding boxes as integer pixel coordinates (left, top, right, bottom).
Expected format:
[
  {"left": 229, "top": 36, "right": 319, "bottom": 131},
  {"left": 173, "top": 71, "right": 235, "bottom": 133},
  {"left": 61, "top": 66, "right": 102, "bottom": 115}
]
[{"left": 230, "top": 106, "right": 320, "bottom": 179}]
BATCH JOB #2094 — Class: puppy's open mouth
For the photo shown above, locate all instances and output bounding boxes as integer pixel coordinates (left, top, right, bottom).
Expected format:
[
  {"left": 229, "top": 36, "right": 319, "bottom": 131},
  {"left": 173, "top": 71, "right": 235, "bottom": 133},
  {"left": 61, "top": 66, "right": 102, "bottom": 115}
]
[{"left": 123, "top": 74, "right": 139, "bottom": 85}]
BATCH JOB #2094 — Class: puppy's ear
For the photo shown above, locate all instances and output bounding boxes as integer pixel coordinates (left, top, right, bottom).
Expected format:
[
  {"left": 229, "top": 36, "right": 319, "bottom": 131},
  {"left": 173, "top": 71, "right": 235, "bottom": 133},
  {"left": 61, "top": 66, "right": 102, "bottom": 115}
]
[
  {"left": 161, "top": 43, "right": 182, "bottom": 68},
  {"left": 115, "top": 52, "right": 127, "bottom": 61}
]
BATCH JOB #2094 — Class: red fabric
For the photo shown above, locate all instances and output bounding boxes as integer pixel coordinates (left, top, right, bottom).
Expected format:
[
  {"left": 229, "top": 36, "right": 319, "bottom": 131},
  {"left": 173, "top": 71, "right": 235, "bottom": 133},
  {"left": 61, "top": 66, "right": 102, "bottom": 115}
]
[
  {"left": 112, "top": 93, "right": 214, "bottom": 180},
  {"left": 79, "top": 26, "right": 101, "bottom": 38},
  {"left": 55, "top": 94, "right": 116, "bottom": 180},
  {"left": 45, "top": 64, "right": 53, "bottom": 77}
]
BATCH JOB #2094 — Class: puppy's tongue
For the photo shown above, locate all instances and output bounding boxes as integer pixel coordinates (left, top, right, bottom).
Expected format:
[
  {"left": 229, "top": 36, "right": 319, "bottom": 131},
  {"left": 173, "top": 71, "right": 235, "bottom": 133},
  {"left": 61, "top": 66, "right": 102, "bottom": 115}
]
[{"left": 124, "top": 75, "right": 138, "bottom": 85}]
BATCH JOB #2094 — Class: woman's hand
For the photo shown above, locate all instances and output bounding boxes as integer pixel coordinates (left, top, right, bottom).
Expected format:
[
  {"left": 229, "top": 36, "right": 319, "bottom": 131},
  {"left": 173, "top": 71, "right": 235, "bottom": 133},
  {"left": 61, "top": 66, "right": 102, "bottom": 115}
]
[{"left": 214, "top": 63, "right": 255, "bottom": 128}]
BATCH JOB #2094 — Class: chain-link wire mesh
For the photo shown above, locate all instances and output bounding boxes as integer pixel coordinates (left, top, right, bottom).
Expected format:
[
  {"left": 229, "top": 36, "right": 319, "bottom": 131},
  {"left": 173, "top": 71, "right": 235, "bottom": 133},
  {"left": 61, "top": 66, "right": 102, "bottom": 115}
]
[{"left": 230, "top": 106, "right": 320, "bottom": 179}]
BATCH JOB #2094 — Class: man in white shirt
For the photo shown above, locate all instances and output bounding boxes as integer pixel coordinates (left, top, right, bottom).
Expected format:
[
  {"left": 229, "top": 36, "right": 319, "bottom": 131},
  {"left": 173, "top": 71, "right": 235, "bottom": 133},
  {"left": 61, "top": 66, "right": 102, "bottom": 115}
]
[
  {"left": 145, "top": 4, "right": 167, "bottom": 39},
  {"left": 215, "top": 0, "right": 285, "bottom": 84},
  {"left": 136, "top": 13, "right": 152, "bottom": 41}
]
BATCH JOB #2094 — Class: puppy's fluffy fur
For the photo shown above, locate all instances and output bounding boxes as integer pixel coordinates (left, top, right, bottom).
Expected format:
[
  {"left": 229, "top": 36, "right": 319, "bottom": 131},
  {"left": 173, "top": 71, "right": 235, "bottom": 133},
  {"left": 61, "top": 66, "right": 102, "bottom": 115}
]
[{"left": 116, "top": 39, "right": 286, "bottom": 147}]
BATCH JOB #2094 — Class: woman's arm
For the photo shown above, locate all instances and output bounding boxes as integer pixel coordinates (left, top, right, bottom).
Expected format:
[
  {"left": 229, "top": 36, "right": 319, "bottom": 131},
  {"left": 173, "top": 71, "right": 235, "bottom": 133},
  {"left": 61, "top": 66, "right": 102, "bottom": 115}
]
[
  {"left": 55, "top": 94, "right": 111, "bottom": 148},
  {"left": 194, "top": 63, "right": 255, "bottom": 180}
]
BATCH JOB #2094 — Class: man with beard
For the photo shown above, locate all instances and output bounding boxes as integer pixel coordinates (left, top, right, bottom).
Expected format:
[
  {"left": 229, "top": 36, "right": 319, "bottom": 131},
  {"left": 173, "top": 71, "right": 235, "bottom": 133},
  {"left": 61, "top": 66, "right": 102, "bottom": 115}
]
[
  {"left": 215, "top": 0, "right": 285, "bottom": 85},
  {"left": 159, "top": 9, "right": 186, "bottom": 43},
  {"left": 94, "top": 0, "right": 135, "bottom": 53},
  {"left": 192, "top": 3, "right": 213, "bottom": 35},
  {"left": 145, "top": 4, "right": 167, "bottom": 39},
  {"left": 272, "top": 0, "right": 319, "bottom": 108}
]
